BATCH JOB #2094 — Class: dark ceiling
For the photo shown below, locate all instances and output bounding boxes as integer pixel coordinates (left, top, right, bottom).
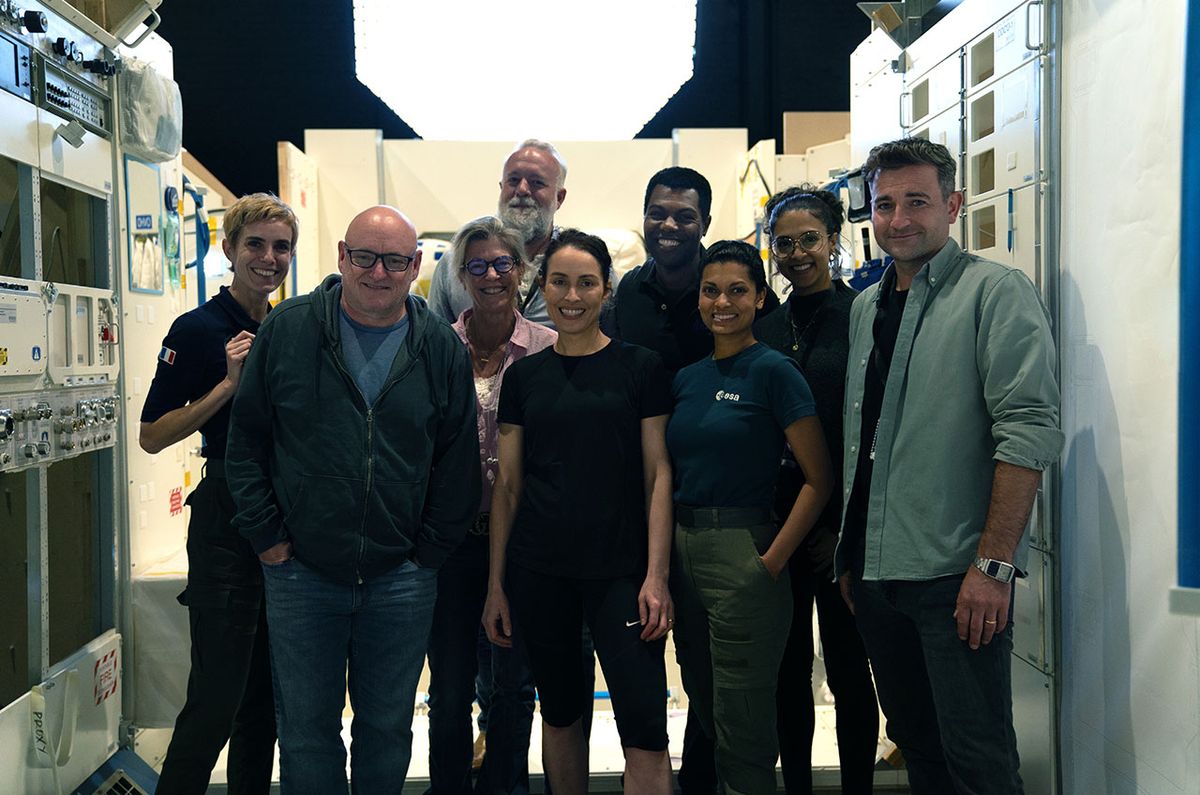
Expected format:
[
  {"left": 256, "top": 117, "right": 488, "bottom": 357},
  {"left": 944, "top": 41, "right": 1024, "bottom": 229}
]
[{"left": 156, "top": 1, "right": 869, "bottom": 198}]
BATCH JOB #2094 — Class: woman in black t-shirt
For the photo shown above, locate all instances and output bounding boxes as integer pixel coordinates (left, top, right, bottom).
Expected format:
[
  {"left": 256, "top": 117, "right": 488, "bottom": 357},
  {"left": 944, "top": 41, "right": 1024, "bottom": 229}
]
[
  {"left": 756, "top": 186, "right": 880, "bottom": 795},
  {"left": 483, "top": 229, "right": 674, "bottom": 795}
]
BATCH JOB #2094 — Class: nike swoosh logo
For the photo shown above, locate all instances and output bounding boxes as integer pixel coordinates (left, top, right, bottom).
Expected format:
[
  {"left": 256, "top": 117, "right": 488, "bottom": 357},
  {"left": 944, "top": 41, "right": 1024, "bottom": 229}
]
[{"left": 625, "top": 620, "right": 641, "bottom": 627}]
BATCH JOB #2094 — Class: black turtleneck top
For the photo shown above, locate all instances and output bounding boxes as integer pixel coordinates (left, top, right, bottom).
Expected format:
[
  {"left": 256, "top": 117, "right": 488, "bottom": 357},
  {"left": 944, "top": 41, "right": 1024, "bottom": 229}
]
[{"left": 754, "top": 280, "right": 858, "bottom": 538}]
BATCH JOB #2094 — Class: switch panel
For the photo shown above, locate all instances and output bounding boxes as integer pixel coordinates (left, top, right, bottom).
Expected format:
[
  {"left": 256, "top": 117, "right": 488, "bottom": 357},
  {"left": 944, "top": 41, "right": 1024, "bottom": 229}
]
[{"left": 0, "top": 386, "right": 119, "bottom": 472}]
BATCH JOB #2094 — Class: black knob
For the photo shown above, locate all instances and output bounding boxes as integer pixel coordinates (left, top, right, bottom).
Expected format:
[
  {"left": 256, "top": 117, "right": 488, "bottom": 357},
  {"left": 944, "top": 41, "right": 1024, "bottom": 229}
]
[
  {"left": 53, "top": 39, "right": 80, "bottom": 61},
  {"left": 22, "top": 10, "right": 46, "bottom": 32},
  {"left": 84, "top": 59, "right": 112, "bottom": 75}
]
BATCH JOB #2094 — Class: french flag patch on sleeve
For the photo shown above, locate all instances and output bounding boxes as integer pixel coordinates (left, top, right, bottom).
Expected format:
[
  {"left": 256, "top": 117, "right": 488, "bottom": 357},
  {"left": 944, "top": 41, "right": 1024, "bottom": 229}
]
[{"left": 159, "top": 346, "right": 177, "bottom": 365}]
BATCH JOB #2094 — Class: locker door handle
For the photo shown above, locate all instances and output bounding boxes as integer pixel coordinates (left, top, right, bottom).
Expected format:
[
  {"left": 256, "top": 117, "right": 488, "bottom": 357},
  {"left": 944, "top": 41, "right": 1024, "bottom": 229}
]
[
  {"left": 1026, "top": 0, "right": 1044, "bottom": 52},
  {"left": 120, "top": 8, "right": 161, "bottom": 49},
  {"left": 899, "top": 91, "right": 911, "bottom": 130}
]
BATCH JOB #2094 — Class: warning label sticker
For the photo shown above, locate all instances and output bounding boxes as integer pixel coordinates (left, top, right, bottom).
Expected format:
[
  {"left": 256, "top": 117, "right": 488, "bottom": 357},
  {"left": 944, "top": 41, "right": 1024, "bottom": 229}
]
[{"left": 94, "top": 649, "right": 118, "bottom": 705}]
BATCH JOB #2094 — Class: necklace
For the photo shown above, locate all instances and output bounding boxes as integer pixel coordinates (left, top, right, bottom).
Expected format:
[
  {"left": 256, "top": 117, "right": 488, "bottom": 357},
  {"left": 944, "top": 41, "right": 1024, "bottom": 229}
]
[
  {"left": 788, "top": 307, "right": 822, "bottom": 352},
  {"left": 786, "top": 289, "right": 834, "bottom": 360},
  {"left": 470, "top": 342, "right": 506, "bottom": 365},
  {"left": 467, "top": 314, "right": 514, "bottom": 368}
]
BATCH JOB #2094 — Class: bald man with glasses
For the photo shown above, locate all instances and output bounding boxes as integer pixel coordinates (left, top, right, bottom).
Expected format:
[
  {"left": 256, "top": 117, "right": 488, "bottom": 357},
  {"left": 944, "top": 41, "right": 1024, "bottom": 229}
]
[{"left": 227, "top": 205, "right": 481, "bottom": 793}]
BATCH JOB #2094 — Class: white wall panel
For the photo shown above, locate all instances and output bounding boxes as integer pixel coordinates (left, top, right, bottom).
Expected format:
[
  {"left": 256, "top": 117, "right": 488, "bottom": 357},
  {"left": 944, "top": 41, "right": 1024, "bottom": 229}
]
[
  {"left": 303, "top": 128, "right": 382, "bottom": 275},
  {"left": 850, "top": 28, "right": 903, "bottom": 164},
  {"left": 673, "top": 127, "right": 748, "bottom": 241},
  {"left": 1059, "top": 0, "right": 1198, "bottom": 792},
  {"left": 381, "top": 139, "right": 672, "bottom": 241},
  {"left": 36, "top": 109, "right": 113, "bottom": 196},
  {"left": 277, "top": 141, "right": 323, "bottom": 292},
  {"left": 0, "top": 92, "right": 40, "bottom": 168}
]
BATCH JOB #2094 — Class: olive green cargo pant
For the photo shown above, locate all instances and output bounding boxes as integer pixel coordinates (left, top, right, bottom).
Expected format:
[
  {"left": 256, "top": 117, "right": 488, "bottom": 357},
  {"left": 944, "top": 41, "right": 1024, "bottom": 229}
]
[{"left": 671, "top": 507, "right": 793, "bottom": 795}]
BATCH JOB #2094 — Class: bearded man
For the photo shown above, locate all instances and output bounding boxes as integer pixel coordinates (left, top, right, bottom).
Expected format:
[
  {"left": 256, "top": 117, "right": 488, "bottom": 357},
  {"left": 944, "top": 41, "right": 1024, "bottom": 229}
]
[{"left": 428, "top": 139, "right": 567, "bottom": 326}]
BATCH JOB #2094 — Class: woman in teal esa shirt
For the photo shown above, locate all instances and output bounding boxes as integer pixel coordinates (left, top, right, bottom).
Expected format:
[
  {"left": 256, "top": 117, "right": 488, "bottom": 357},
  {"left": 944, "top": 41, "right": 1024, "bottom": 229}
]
[{"left": 666, "top": 240, "right": 833, "bottom": 793}]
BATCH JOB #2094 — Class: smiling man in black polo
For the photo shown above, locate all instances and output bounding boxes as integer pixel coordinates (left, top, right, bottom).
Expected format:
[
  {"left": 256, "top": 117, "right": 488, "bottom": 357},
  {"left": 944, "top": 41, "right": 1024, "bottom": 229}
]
[{"left": 610, "top": 167, "right": 778, "bottom": 374}]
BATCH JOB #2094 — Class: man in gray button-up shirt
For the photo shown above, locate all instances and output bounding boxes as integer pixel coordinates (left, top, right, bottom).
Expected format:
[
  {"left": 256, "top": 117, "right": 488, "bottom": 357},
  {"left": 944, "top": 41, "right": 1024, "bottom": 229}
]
[{"left": 838, "top": 139, "right": 1063, "bottom": 795}]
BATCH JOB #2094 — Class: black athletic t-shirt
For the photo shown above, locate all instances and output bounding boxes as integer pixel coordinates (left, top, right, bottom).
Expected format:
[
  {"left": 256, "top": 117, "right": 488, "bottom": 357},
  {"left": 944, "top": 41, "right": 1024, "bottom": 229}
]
[
  {"left": 140, "top": 287, "right": 262, "bottom": 459},
  {"left": 497, "top": 341, "right": 672, "bottom": 579}
]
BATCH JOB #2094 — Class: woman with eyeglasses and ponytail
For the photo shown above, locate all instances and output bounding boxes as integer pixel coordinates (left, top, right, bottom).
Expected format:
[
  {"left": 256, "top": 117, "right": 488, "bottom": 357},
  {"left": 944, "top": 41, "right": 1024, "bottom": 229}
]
[
  {"left": 426, "top": 215, "right": 557, "bottom": 794},
  {"left": 754, "top": 185, "right": 880, "bottom": 795}
]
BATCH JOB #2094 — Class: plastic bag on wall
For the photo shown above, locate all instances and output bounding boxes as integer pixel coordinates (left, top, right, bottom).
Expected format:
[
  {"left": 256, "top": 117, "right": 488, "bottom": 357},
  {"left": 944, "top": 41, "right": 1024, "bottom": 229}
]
[{"left": 118, "top": 57, "right": 182, "bottom": 163}]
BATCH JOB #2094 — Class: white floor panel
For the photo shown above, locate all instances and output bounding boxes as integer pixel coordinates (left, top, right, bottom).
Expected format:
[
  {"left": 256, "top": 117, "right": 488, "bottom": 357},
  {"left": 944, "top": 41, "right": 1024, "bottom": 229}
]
[{"left": 190, "top": 704, "right": 893, "bottom": 782}]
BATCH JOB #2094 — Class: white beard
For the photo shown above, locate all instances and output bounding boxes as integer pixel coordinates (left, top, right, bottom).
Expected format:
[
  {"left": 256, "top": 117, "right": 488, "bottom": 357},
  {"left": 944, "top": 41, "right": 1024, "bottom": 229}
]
[{"left": 500, "top": 199, "right": 553, "bottom": 244}]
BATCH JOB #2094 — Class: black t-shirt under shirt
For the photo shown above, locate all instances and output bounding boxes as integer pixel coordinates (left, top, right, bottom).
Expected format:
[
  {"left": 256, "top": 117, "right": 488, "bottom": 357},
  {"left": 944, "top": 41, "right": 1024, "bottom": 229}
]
[
  {"left": 497, "top": 341, "right": 672, "bottom": 579},
  {"left": 843, "top": 269, "right": 908, "bottom": 577}
]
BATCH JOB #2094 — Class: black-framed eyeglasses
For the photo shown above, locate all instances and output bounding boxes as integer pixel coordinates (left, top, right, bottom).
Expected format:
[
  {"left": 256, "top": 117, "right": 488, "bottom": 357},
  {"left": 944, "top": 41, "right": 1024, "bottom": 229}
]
[
  {"left": 770, "top": 231, "right": 829, "bottom": 259},
  {"left": 345, "top": 246, "right": 416, "bottom": 273},
  {"left": 464, "top": 256, "right": 517, "bottom": 277}
]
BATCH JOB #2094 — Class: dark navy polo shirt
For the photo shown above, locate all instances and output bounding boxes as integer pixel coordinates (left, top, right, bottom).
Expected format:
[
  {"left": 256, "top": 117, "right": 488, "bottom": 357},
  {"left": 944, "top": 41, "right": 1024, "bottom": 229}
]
[
  {"left": 141, "top": 286, "right": 263, "bottom": 459},
  {"left": 610, "top": 257, "right": 781, "bottom": 374}
]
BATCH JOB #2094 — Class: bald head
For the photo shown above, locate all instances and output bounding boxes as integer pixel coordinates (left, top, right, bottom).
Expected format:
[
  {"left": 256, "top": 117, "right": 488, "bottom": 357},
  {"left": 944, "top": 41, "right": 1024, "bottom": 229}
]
[
  {"left": 338, "top": 205, "right": 422, "bottom": 327},
  {"left": 345, "top": 205, "right": 418, "bottom": 251}
]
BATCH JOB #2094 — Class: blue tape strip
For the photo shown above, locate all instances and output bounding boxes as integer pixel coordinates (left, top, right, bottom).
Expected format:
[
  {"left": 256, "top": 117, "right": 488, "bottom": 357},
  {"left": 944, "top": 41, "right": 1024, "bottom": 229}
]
[
  {"left": 1007, "top": 188, "right": 1014, "bottom": 253},
  {"left": 1180, "top": 2, "right": 1200, "bottom": 587}
]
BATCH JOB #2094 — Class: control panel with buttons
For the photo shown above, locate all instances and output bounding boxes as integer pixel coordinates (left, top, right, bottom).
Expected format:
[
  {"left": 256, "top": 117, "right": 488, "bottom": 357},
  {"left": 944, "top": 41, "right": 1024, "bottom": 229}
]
[
  {"left": 0, "top": 387, "right": 119, "bottom": 473},
  {"left": 41, "top": 57, "right": 110, "bottom": 134}
]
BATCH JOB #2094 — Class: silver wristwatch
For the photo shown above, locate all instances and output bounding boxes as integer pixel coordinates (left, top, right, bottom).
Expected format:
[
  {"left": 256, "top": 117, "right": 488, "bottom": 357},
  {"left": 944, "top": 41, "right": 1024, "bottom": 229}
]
[{"left": 974, "top": 556, "right": 1016, "bottom": 583}]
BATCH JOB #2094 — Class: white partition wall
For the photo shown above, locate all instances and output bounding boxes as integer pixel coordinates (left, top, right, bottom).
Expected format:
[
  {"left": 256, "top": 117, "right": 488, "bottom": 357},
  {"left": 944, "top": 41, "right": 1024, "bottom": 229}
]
[
  {"left": 552, "top": 140, "right": 673, "bottom": 233},
  {"left": 303, "top": 128, "right": 383, "bottom": 271},
  {"left": 674, "top": 128, "right": 749, "bottom": 242},
  {"left": 380, "top": 139, "right": 675, "bottom": 238},
  {"left": 277, "top": 141, "right": 323, "bottom": 292},
  {"left": 1058, "top": 0, "right": 1196, "bottom": 792},
  {"left": 295, "top": 130, "right": 750, "bottom": 277}
]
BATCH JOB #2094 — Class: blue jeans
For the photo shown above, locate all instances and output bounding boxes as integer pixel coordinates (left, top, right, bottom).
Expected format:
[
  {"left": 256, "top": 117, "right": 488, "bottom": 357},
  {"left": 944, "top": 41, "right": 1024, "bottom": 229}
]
[
  {"left": 852, "top": 575, "right": 1023, "bottom": 795},
  {"left": 426, "top": 534, "right": 536, "bottom": 795},
  {"left": 261, "top": 557, "right": 437, "bottom": 794}
]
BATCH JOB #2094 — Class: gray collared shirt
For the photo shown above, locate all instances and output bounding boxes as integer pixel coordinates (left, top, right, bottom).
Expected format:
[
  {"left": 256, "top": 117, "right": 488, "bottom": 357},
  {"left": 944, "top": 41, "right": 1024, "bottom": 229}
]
[{"left": 839, "top": 239, "right": 1064, "bottom": 581}]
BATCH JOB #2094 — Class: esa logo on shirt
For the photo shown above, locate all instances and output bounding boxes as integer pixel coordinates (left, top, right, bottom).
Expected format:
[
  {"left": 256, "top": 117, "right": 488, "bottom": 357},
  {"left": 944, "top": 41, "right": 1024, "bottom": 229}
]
[{"left": 714, "top": 390, "right": 740, "bottom": 402}]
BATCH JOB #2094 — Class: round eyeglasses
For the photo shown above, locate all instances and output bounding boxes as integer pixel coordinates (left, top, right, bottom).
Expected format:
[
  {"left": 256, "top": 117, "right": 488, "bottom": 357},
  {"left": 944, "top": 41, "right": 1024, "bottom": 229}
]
[
  {"left": 769, "top": 231, "right": 829, "bottom": 259},
  {"left": 464, "top": 256, "right": 517, "bottom": 277},
  {"left": 345, "top": 247, "right": 416, "bottom": 273}
]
